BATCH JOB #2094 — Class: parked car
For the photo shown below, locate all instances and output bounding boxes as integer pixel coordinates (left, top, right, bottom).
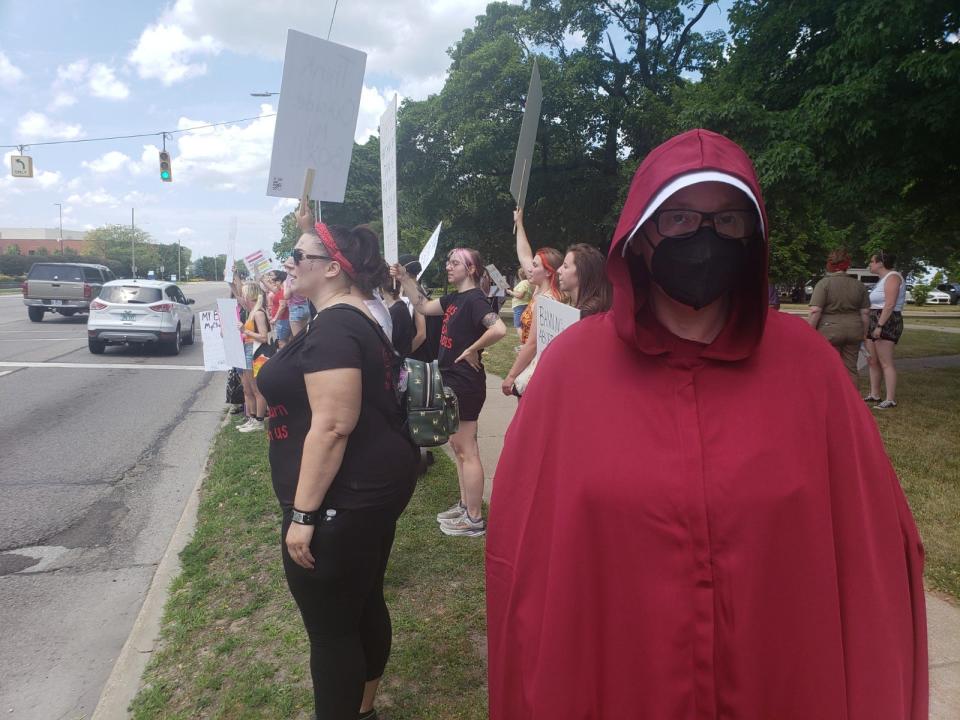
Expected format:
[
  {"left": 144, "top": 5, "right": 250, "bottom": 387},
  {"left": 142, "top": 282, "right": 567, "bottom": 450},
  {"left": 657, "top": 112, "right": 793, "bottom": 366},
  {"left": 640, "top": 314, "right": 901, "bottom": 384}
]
[
  {"left": 21, "top": 262, "right": 115, "bottom": 322},
  {"left": 87, "top": 280, "right": 195, "bottom": 355},
  {"left": 936, "top": 282, "right": 960, "bottom": 305},
  {"left": 923, "top": 288, "right": 953, "bottom": 305}
]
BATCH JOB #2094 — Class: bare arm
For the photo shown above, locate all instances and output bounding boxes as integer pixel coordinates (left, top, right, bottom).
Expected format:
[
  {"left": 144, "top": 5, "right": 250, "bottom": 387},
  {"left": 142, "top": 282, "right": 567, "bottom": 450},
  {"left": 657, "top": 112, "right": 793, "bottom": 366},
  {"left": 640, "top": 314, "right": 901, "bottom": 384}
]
[
  {"left": 411, "top": 310, "right": 426, "bottom": 353},
  {"left": 247, "top": 310, "right": 270, "bottom": 343},
  {"left": 808, "top": 306, "right": 823, "bottom": 329},
  {"left": 286, "top": 367, "right": 361, "bottom": 569},
  {"left": 502, "top": 313, "right": 538, "bottom": 394},
  {"left": 514, "top": 208, "right": 535, "bottom": 276},
  {"left": 456, "top": 313, "right": 507, "bottom": 370},
  {"left": 860, "top": 308, "right": 870, "bottom": 338},
  {"left": 389, "top": 264, "right": 444, "bottom": 316}
]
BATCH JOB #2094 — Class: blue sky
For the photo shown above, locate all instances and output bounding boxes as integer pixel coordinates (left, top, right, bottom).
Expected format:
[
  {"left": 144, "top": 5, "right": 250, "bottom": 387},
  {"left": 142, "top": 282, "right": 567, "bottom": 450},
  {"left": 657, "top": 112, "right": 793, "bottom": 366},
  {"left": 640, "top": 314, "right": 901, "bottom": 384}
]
[{"left": 0, "top": 0, "right": 731, "bottom": 262}]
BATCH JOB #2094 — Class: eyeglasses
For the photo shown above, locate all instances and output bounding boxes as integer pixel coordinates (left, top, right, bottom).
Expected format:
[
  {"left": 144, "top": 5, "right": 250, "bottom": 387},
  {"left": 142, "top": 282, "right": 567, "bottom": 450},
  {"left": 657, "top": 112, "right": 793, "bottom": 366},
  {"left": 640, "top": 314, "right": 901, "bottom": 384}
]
[
  {"left": 292, "top": 247, "right": 332, "bottom": 265},
  {"left": 652, "top": 208, "right": 758, "bottom": 240},
  {"left": 446, "top": 259, "right": 463, "bottom": 268}
]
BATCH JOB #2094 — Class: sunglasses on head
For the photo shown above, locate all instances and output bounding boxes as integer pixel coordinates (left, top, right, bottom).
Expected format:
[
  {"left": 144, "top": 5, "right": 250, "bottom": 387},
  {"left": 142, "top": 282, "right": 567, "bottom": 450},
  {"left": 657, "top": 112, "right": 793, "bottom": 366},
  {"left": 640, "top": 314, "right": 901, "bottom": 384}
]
[{"left": 292, "top": 247, "right": 332, "bottom": 265}]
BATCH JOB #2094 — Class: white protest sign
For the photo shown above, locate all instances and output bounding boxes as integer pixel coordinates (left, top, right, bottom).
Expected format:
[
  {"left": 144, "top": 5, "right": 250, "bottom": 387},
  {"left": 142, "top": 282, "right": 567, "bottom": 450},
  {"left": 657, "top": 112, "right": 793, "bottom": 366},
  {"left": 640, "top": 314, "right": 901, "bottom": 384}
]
[
  {"left": 217, "top": 299, "right": 248, "bottom": 368},
  {"left": 536, "top": 296, "right": 580, "bottom": 358},
  {"left": 484, "top": 264, "right": 510, "bottom": 292},
  {"left": 224, "top": 217, "right": 237, "bottom": 283},
  {"left": 266, "top": 30, "right": 366, "bottom": 201},
  {"left": 417, "top": 222, "right": 442, "bottom": 280},
  {"left": 379, "top": 94, "right": 399, "bottom": 264},
  {"left": 510, "top": 60, "right": 542, "bottom": 209},
  {"left": 199, "top": 310, "right": 229, "bottom": 371}
]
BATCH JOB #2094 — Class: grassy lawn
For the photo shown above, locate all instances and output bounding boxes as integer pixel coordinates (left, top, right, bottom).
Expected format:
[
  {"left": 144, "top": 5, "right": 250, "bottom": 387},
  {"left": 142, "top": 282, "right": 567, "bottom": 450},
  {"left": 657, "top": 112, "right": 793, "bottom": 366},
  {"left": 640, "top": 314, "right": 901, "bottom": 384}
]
[
  {"left": 780, "top": 303, "right": 960, "bottom": 315},
  {"left": 906, "top": 317, "right": 960, "bottom": 328},
  {"left": 483, "top": 334, "right": 519, "bottom": 379},
  {"left": 862, "top": 368, "right": 960, "bottom": 599},
  {"left": 895, "top": 328, "right": 960, "bottom": 358},
  {"left": 131, "top": 426, "right": 486, "bottom": 720}
]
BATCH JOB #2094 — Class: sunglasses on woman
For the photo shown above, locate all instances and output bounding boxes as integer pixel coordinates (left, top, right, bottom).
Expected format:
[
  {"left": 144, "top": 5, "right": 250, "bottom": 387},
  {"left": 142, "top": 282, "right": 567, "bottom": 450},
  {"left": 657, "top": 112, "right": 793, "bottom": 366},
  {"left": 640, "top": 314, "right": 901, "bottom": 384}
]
[{"left": 291, "top": 247, "right": 332, "bottom": 265}]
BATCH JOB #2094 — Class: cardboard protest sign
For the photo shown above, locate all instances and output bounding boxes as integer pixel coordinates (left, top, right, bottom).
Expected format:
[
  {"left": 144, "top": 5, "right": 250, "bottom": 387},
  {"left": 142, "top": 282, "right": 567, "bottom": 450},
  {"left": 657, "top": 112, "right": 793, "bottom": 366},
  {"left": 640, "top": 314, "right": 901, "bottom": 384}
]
[
  {"left": 535, "top": 296, "right": 580, "bottom": 358},
  {"left": 267, "top": 30, "right": 366, "bottom": 201},
  {"left": 484, "top": 264, "right": 510, "bottom": 292},
  {"left": 380, "top": 94, "right": 399, "bottom": 264},
  {"left": 510, "top": 60, "right": 542, "bottom": 210},
  {"left": 216, "top": 299, "right": 248, "bottom": 369},
  {"left": 199, "top": 310, "right": 229, "bottom": 371},
  {"left": 418, "top": 222, "right": 442, "bottom": 280}
]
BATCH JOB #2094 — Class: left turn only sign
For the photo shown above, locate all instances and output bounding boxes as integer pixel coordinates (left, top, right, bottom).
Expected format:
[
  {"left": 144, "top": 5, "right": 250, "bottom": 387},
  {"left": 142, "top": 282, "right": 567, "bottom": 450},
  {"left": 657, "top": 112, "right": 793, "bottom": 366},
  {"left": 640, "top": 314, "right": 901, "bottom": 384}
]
[{"left": 11, "top": 155, "right": 34, "bottom": 178}]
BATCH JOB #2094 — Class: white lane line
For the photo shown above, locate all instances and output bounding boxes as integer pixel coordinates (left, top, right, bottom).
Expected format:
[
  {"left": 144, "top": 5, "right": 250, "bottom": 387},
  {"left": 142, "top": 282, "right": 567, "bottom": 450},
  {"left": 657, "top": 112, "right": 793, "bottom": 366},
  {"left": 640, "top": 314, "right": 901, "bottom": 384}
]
[
  {"left": 0, "top": 361, "right": 206, "bottom": 371},
  {"left": 0, "top": 370, "right": 15, "bottom": 378},
  {"left": 4, "top": 338, "right": 87, "bottom": 342}
]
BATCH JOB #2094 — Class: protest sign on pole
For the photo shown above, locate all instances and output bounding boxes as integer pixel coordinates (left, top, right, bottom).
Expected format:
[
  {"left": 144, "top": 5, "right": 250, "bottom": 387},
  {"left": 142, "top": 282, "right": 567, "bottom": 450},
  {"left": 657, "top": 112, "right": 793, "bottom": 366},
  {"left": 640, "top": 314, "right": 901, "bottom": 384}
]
[
  {"left": 217, "top": 299, "right": 248, "bottom": 369},
  {"left": 535, "top": 296, "right": 581, "bottom": 358},
  {"left": 199, "top": 310, "right": 229, "bottom": 371},
  {"left": 417, "top": 221, "right": 442, "bottom": 280},
  {"left": 380, "top": 94, "right": 399, "bottom": 264},
  {"left": 484, "top": 264, "right": 510, "bottom": 292},
  {"left": 224, "top": 217, "right": 237, "bottom": 283},
  {"left": 266, "top": 30, "right": 366, "bottom": 201},
  {"left": 510, "top": 59, "right": 542, "bottom": 211}
]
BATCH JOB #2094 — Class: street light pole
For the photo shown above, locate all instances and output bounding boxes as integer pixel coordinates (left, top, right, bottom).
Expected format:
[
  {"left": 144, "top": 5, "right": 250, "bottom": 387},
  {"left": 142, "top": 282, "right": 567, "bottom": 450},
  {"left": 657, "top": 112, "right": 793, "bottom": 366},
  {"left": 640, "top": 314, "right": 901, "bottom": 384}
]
[
  {"left": 131, "top": 208, "right": 136, "bottom": 278},
  {"left": 177, "top": 238, "right": 181, "bottom": 280},
  {"left": 54, "top": 203, "right": 63, "bottom": 255}
]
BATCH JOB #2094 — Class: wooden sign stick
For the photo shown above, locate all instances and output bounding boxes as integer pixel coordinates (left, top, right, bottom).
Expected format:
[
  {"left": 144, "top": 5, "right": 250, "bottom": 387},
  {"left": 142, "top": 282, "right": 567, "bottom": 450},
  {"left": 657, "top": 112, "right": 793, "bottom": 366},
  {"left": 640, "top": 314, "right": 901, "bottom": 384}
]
[
  {"left": 300, "top": 168, "right": 316, "bottom": 215},
  {"left": 513, "top": 158, "right": 527, "bottom": 235}
]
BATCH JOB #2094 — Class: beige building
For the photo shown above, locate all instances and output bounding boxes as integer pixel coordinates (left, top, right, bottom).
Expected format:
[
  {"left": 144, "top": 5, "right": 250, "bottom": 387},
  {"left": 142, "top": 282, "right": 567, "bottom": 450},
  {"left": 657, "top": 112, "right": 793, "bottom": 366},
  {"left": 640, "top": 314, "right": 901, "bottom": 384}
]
[{"left": 0, "top": 228, "right": 87, "bottom": 255}]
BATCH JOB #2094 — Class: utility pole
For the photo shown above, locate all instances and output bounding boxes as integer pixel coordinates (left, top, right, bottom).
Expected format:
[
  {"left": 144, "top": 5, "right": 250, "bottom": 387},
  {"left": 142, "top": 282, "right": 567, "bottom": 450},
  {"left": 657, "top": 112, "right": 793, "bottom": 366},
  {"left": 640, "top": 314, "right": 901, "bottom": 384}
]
[
  {"left": 177, "top": 238, "right": 182, "bottom": 280},
  {"left": 131, "top": 208, "right": 136, "bottom": 278},
  {"left": 53, "top": 203, "right": 63, "bottom": 255}
]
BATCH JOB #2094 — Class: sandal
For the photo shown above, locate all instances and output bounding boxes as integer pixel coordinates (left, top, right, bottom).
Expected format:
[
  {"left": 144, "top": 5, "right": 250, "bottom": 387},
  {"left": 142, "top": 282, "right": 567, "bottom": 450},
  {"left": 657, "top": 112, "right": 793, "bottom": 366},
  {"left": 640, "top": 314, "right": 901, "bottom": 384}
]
[{"left": 873, "top": 400, "right": 897, "bottom": 410}]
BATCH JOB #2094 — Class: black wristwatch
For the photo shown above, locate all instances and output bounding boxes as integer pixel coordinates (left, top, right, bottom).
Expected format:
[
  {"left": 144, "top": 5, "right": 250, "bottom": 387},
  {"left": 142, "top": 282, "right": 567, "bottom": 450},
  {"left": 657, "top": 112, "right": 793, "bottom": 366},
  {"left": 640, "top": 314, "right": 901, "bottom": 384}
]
[{"left": 291, "top": 508, "right": 316, "bottom": 525}]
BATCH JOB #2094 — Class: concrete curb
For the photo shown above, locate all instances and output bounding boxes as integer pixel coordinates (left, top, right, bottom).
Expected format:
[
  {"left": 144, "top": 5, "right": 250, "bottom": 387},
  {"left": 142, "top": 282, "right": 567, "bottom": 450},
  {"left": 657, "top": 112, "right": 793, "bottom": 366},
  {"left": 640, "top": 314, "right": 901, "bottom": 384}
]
[{"left": 90, "top": 414, "right": 228, "bottom": 720}]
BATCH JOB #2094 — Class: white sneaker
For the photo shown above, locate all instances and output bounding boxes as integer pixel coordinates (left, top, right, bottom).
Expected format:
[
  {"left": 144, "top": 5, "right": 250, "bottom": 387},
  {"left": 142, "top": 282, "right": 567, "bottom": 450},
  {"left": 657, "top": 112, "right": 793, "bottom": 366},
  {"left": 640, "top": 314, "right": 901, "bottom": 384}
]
[
  {"left": 440, "top": 513, "right": 486, "bottom": 537},
  {"left": 238, "top": 419, "right": 264, "bottom": 433},
  {"left": 436, "top": 502, "right": 465, "bottom": 523}
]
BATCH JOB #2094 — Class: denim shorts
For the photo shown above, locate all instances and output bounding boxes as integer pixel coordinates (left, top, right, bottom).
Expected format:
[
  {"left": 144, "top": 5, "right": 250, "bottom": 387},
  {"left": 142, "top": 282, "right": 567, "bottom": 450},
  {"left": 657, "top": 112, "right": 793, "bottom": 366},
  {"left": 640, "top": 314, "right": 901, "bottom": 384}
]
[
  {"left": 243, "top": 342, "right": 254, "bottom": 370},
  {"left": 512, "top": 304, "right": 527, "bottom": 328},
  {"left": 288, "top": 303, "right": 310, "bottom": 323},
  {"left": 274, "top": 319, "right": 291, "bottom": 341}
]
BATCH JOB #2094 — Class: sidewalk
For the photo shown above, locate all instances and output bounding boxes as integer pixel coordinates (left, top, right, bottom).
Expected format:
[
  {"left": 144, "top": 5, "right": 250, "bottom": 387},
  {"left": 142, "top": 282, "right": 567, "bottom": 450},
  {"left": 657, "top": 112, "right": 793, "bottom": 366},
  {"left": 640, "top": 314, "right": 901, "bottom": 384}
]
[{"left": 474, "top": 372, "right": 960, "bottom": 718}]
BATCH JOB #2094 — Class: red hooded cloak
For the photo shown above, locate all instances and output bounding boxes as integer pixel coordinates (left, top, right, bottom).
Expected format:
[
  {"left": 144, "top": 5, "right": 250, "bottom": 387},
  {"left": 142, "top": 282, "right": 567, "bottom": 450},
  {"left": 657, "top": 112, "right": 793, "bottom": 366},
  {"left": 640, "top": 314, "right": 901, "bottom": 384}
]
[{"left": 486, "top": 129, "right": 927, "bottom": 719}]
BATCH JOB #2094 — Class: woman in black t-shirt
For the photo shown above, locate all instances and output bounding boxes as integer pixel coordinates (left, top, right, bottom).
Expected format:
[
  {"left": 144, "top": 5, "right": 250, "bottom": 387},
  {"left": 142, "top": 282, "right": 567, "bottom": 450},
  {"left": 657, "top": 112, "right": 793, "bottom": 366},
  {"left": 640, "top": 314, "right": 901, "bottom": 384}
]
[
  {"left": 390, "top": 248, "right": 507, "bottom": 538},
  {"left": 257, "top": 206, "right": 418, "bottom": 720}
]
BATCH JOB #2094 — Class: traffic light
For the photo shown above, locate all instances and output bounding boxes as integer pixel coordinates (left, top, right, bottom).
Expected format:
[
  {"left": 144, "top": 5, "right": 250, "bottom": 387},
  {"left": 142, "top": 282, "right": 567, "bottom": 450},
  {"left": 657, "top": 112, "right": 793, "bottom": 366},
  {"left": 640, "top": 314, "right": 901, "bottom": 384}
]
[{"left": 159, "top": 151, "right": 172, "bottom": 182}]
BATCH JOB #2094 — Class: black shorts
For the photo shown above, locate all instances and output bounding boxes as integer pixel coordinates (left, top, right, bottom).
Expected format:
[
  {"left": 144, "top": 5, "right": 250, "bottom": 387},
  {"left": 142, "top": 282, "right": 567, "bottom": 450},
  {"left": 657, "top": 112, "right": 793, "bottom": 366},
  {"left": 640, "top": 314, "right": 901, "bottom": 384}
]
[
  {"left": 444, "top": 377, "right": 486, "bottom": 422},
  {"left": 869, "top": 310, "right": 904, "bottom": 344}
]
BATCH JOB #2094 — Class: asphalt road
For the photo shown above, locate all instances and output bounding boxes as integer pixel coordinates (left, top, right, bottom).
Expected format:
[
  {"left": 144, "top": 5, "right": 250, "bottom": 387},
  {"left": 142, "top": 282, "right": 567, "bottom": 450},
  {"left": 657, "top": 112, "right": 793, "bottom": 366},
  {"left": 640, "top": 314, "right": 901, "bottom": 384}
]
[{"left": 0, "top": 282, "right": 228, "bottom": 720}]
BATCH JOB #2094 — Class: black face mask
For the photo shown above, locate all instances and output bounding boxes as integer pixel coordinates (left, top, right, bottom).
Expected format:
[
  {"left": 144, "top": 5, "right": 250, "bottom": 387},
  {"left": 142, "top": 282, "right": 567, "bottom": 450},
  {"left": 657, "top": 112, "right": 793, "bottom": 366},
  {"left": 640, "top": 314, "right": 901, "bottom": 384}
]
[{"left": 646, "top": 227, "right": 748, "bottom": 310}]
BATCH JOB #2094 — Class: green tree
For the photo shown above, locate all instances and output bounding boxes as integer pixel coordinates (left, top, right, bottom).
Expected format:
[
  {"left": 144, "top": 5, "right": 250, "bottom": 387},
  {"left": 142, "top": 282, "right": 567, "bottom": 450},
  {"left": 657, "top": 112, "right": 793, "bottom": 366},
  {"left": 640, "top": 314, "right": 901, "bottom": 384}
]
[
  {"left": 84, "top": 224, "right": 158, "bottom": 276},
  {"left": 5, "top": 244, "right": 20, "bottom": 255}
]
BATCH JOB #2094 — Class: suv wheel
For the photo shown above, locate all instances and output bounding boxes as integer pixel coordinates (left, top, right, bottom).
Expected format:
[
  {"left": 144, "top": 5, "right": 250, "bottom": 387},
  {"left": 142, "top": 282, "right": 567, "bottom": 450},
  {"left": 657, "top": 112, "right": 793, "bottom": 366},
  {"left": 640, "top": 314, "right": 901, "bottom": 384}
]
[
  {"left": 88, "top": 338, "right": 106, "bottom": 354},
  {"left": 28, "top": 307, "right": 44, "bottom": 322},
  {"left": 165, "top": 325, "right": 182, "bottom": 356},
  {"left": 182, "top": 319, "right": 195, "bottom": 345}
]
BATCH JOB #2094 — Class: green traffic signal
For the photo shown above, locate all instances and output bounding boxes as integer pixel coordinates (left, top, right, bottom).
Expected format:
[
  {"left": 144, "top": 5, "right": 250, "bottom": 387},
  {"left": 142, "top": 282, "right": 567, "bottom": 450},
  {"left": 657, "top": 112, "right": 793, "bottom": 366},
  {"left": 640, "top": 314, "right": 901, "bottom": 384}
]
[{"left": 159, "top": 151, "right": 173, "bottom": 182}]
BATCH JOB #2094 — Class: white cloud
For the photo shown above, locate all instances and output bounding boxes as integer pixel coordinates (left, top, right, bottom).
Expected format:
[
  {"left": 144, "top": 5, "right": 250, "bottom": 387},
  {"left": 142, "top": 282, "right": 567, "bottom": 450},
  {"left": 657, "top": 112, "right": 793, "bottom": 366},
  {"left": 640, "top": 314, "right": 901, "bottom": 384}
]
[
  {"left": 133, "top": 0, "right": 517, "bottom": 99},
  {"left": 82, "top": 150, "right": 133, "bottom": 174},
  {"left": 16, "top": 111, "right": 83, "bottom": 141},
  {"left": 122, "top": 190, "right": 158, "bottom": 204},
  {"left": 88, "top": 63, "right": 130, "bottom": 100},
  {"left": 36, "top": 170, "right": 62, "bottom": 189},
  {"left": 50, "top": 92, "right": 77, "bottom": 109},
  {"left": 57, "top": 59, "right": 89, "bottom": 83},
  {"left": 128, "top": 23, "right": 221, "bottom": 85},
  {"left": 66, "top": 189, "right": 120, "bottom": 207},
  {"left": 175, "top": 226, "right": 195, "bottom": 237},
  {"left": 356, "top": 84, "right": 396, "bottom": 143},
  {"left": 0, "top": 51, "right": 25, "bottom": 87}
]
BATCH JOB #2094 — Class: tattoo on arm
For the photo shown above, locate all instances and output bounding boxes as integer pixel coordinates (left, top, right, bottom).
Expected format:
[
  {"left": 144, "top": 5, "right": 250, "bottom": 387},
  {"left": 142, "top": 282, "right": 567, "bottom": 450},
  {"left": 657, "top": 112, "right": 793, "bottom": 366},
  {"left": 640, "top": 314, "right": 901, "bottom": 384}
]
[{"left": 481, "top": 312, "right": 499, "bottom": 328}]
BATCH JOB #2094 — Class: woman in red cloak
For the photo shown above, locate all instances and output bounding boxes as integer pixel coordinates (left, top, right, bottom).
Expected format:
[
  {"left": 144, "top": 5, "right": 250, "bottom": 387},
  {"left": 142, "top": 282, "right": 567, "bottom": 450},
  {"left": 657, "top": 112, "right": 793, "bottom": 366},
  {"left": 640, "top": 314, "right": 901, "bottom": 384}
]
[{"left": 486, "top": 129, "right": 927, "bottom": 719}]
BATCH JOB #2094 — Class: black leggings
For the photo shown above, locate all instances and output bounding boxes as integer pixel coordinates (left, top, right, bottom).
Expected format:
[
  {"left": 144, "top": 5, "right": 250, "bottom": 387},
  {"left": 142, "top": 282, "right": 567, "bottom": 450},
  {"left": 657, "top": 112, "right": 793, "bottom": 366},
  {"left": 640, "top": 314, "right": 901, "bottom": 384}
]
[{"left": 281, "top": 503, "right": 402, "bottom": 719}]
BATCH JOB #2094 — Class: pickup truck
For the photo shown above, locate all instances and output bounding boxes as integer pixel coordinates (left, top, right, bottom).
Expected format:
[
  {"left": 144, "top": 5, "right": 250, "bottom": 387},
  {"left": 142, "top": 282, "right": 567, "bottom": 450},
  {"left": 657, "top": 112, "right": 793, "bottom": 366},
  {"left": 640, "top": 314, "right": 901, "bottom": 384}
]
[{"left": 21, "top": 262, "right": 116, "bottom": 322}]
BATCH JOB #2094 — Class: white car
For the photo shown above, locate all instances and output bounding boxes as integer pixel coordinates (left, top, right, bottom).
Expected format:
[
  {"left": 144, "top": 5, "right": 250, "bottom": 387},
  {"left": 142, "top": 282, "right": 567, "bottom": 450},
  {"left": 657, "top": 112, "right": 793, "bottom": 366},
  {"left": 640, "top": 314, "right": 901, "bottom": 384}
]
[
  {"left": 87, "top": 279, "right": 196, "bottom": 355},
  {"left": 924, "top": 289, "right": 952, "bottom": 305}
]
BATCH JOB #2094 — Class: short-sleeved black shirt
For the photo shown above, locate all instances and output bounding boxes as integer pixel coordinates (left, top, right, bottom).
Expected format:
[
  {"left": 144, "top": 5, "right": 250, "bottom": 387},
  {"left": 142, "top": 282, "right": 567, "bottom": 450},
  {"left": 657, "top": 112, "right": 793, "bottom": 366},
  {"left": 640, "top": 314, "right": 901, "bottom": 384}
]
[
  {"left": 256, "top": 304, "right": 418, "bottom": 512},
  {"left": 388, "top": 300, "right": 414, "bottom": 357},
  {"left": 438, "top": 288, "right": 496, "bottom": 392}
]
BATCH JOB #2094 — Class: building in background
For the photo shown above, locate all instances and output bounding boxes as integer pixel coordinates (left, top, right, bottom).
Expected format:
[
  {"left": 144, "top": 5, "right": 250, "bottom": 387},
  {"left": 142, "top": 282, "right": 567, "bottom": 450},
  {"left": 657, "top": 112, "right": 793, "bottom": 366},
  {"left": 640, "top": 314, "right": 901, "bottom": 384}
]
[{"left": 0, "top": 228, "right": 86, "bottom": 255}]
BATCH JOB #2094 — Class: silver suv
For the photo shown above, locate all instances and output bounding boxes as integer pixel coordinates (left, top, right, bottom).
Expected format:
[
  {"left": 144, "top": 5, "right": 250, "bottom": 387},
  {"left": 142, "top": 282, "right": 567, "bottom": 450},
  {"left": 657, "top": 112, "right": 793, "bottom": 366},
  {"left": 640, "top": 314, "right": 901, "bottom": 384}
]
[
  {"left": 22, "top": 262, "right": 115, "bottom": 322},
  {"left": 87, "top": 279, "right": 196, "bottom": 355}
]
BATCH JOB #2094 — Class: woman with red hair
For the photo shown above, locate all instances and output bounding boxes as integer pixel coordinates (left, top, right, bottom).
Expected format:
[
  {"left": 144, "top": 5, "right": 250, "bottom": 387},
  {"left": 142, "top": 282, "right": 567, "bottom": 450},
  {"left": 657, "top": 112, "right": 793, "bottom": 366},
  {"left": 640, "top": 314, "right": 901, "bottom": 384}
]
[{"left": 808, "top": 248, "right": 871, "bottom": 384}]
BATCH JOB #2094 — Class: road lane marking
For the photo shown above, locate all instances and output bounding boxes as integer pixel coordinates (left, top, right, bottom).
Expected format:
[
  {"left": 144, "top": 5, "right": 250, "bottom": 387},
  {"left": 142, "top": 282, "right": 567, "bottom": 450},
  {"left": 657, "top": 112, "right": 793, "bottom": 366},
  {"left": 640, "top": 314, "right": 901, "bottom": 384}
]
[
  {"left": 0, "top": 370, "right": 14, "bottom": 378},
  {"left": 0, "top": 361, "right": 206, "bottom": 371}
]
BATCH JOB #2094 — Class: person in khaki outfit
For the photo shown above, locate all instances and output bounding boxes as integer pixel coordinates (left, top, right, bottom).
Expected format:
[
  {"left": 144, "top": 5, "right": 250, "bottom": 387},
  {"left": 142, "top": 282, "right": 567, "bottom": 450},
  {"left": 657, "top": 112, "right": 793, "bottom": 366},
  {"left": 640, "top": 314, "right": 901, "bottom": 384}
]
[{"left": 808, "top": 249, "right": 870, "bottom": 383}]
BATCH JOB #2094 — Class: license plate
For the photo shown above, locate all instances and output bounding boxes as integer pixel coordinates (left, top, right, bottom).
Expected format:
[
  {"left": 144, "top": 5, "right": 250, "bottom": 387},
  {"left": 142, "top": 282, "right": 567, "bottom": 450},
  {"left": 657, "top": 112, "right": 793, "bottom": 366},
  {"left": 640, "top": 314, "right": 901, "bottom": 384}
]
[{"left": 49, "top": 299, "right": 63, "bottom": 305}]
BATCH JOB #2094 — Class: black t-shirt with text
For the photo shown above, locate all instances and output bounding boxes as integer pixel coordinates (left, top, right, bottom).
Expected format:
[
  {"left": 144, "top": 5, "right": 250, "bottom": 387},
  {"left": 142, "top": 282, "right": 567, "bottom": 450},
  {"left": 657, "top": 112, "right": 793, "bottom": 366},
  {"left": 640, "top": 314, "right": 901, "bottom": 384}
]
[
  {"left": 438, "top": 288, "right": 496, "bottom": 392},
  {"left": 256, "top": 304, "right": 418, "bottom": 512}
]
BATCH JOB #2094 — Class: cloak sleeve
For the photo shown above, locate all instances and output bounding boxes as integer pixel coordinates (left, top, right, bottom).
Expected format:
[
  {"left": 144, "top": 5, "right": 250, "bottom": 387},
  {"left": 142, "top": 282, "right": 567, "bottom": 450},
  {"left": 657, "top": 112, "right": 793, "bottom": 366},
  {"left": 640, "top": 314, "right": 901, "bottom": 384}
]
[{"left": 823, "top": 370, "right": 928, "bottom": 719}]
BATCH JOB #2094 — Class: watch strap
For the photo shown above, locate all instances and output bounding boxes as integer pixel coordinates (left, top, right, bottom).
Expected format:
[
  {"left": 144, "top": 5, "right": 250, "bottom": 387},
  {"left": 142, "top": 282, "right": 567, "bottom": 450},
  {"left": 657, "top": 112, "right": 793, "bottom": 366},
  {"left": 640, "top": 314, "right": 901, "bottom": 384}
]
[{"left": 291, "top": 509, "right": 316, "bottom": 525}]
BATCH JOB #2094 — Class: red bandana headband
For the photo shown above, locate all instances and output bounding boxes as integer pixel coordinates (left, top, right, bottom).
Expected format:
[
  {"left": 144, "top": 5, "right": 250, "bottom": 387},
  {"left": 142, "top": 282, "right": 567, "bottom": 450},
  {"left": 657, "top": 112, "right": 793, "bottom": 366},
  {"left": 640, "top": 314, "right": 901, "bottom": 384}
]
[{"left": 314, "top": 222, "right": 355, "bottom": 278}]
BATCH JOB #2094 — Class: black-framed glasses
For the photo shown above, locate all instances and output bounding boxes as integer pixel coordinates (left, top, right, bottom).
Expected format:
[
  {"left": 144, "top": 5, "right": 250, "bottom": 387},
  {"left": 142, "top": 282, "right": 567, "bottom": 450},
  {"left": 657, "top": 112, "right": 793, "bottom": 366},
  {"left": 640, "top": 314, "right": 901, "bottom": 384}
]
[
  {"left": 652, "top": 208, "right": 758, "bottom": 240},
  {"left": 292, "top": 247, "right": 332, "bottom": 265}
]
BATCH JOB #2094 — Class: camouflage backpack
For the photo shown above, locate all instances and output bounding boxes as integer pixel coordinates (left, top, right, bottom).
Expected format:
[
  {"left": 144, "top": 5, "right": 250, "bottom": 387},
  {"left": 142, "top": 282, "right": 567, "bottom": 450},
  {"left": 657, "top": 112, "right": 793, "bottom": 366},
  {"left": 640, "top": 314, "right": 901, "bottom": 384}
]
[{"left": 402, "top": 358, "right": 460, "bottom": 447}]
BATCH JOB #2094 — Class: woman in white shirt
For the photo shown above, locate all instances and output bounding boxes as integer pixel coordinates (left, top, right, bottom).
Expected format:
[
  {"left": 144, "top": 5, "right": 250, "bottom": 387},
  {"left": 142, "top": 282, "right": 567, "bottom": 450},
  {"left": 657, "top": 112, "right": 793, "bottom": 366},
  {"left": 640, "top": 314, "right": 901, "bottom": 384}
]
[{"left": 864, "top": 251, "right": 906, "bottom": 409}]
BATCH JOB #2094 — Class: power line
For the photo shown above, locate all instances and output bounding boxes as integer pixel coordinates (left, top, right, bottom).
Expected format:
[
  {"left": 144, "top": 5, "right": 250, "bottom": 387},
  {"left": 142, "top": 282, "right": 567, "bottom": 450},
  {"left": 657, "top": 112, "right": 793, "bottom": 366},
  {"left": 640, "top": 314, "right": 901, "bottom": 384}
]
[
  {"left": 1, "top": 113, "right": 277, "bottom": 152},
  {"left": 327, "top": 0, "right": 340, "bottom": 40}
]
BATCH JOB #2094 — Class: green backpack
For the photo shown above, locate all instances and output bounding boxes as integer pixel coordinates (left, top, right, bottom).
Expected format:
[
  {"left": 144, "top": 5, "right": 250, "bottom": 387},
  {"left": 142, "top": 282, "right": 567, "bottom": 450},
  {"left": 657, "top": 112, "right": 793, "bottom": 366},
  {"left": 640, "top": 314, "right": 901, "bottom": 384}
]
[
  {"left": 335, "top": 305, "right": 459, "bottom": 447},
  {"left": 402, "top": 358, "right": 460, "bottom": 447}
]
